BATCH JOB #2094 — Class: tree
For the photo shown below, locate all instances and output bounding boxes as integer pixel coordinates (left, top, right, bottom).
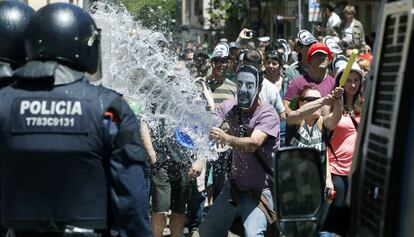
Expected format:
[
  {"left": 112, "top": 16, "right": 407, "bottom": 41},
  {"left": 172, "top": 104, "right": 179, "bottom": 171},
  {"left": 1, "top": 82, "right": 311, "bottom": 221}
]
[
  {"left": 120, "top": 0, "right": 177, "bottom": 33},
  {"left": 207, "top": 0, "right": 248, "bottom": 41}
]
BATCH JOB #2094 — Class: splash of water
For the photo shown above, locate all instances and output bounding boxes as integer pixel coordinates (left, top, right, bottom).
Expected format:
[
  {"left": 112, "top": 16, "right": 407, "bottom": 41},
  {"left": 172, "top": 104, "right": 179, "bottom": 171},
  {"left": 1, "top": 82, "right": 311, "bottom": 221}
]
[{"left": 91, "top": 1, "right": 219, "bottom": 161}]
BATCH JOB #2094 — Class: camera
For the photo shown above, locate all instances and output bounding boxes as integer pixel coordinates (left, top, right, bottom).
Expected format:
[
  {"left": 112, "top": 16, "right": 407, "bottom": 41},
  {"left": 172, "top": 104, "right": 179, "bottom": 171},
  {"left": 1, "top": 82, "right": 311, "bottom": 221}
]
[{"left": 246, "top": 31, "right": 254, "bottom": 37}]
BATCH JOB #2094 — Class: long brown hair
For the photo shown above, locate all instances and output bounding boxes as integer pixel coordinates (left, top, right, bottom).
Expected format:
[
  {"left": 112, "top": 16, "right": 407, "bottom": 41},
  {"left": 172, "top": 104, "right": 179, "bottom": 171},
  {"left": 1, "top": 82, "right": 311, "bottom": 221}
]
[{"left": 335, "top": 71, "right": 363, "bottom": 115}]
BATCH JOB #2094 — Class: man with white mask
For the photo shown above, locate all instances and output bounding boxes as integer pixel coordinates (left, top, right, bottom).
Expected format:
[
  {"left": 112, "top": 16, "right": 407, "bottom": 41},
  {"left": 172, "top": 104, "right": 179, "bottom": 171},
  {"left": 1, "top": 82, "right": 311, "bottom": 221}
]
[{"left": 199, "top": 64, "right": 280, "bottom": 237}]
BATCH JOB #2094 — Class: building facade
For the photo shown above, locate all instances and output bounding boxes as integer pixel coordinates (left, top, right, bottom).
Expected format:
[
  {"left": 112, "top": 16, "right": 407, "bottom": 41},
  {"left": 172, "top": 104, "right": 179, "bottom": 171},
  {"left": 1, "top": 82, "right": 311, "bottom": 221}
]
[
  {"left": 23, "top": 0, "right": 89, "bottom": 10},
  {"left": 249, "top": 0, "right": 380, "bottom": 41},
  {"left": 180, "top": 0, "right": 212, "bottom": 45}
]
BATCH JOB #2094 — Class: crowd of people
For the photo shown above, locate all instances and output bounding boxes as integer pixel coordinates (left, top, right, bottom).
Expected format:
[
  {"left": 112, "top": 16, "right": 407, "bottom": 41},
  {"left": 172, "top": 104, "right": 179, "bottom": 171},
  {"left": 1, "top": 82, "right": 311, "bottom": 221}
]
[
  {"left": 0, "top": 1, "right": 374, "bottom": 237},
  {"left": 170, "top": 3, "right": 373, "bottom": 237}
]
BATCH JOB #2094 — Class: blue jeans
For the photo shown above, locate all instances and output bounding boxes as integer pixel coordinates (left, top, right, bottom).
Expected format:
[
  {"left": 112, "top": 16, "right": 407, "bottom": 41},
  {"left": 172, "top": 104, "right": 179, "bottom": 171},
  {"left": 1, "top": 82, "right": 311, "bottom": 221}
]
[{"left": 199, "top": 182, "right": 273, "bottom": 237}]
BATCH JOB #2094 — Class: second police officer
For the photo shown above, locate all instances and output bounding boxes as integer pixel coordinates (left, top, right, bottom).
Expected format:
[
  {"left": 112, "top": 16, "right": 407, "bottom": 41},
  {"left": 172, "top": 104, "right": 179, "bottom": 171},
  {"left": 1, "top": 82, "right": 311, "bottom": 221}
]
[
  {"left": 0, "top": 3, "right": 151, "bottom": 237},
  {"left": 0, "top": 0, "right": 34, "bottom": 87},
  {"left": 0, "top": 1, "right": 35, "bottom": 237}
]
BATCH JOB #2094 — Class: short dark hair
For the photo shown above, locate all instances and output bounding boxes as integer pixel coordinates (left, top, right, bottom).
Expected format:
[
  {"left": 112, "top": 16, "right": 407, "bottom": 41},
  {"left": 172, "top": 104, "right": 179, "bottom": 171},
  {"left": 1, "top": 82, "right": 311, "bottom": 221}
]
[
  {"left": 327, "top": 2, "right": 336, "bottom": 12},
  {"left": 242, "top": 49, "right": 262, "bottom": 68}
]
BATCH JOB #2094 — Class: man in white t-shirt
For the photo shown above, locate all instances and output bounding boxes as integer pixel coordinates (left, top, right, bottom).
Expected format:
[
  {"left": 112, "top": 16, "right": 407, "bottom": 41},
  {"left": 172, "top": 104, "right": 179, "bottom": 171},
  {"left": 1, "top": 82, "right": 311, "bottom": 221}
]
[{"left": 326, "top": 2, "right": 341, "bottom": 29}]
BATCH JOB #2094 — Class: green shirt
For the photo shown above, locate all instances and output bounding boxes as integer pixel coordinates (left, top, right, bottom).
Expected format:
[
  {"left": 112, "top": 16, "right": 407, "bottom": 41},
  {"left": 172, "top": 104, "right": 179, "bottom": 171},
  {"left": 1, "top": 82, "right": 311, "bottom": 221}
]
[
  {"left": 284, "top": 61, "right": 307, "bottom": 83},
  {"left": 209, "top": 78, "right": 237, "bottom": 108}
]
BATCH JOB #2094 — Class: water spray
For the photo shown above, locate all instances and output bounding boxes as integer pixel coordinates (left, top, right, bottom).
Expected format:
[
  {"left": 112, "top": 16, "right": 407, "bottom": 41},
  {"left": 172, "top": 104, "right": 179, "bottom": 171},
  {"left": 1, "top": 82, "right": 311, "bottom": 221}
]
[{"left": 91, "top": 1, "right": 219, "bottom": 161}]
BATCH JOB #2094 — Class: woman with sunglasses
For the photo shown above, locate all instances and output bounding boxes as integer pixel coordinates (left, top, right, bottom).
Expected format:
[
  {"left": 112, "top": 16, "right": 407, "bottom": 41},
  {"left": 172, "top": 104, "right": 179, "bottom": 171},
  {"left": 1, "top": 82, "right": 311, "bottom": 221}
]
[
  {"left": 286, "top": 85, "right": 343, "bottom": 192},
  {"left": 322, "top": 62, "right": 365, "bottom": 237}
]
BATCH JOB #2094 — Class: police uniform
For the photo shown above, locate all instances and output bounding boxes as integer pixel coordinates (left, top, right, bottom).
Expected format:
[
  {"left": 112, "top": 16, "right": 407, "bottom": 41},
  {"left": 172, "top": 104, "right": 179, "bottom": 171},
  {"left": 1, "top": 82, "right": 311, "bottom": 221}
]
[
  {"left": 0, "top": 61, "right": 151, "bottom": 237},
  {"left": 0, "top": 3, "right": 151, "bottom": 237},
  {"left": 0, "top": 2, "right": 35, "bottom": 236}
]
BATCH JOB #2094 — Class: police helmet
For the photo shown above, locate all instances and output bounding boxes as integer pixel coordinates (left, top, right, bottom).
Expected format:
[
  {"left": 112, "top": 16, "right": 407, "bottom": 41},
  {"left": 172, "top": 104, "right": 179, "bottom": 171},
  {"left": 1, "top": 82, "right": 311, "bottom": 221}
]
[
  {"left": 25, "top": 3, "right": 101, "bottom": 74},
  {"left": 0, "top": 1, "right": 34, "bottom": 68}
]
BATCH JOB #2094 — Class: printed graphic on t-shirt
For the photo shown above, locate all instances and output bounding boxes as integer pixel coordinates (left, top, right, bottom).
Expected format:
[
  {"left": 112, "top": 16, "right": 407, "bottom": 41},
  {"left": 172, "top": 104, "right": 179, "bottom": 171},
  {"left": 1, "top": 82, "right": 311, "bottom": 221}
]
[{"left": 290, "top": 123, "right": 324, "bottom": 151}]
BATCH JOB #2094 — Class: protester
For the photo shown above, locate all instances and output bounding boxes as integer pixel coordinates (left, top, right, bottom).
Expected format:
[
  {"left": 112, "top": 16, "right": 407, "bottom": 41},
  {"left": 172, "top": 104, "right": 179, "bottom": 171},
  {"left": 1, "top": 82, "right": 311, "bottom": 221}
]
[
  {"left": 340, "top": 5, "right": 366, "bottom": 49},
  {"left": 284, "top": 30, "right": 318, "bottom": 82},
  {"left": 325, "top": 2, "right": 341, "bottom": 29},
  {"left": 257, "top": 36, "right": 270, "bottom": 56},
  {"left": 184, "top": 47, "right": 196, "bottom": 75},
  {"left": 323, "top": 36, "right": 342, "bottom": 57},
  {"left": 322, "top": 62, "right": 365, "bottom": 236},
  {"left": 242, "top": 49, "right": 286, "bottom": 120},
  {"left": 193, "top": 48, "right": 210, "bottom": 78},
  {"left": 206, "top": 42, "right": 236, "bottom": 201},
  {"left": 277, "top": 39, "right": 290, "bottom": 64},
  {"left": 144, "top": 115, "right": 204, "bottom": 237},
  {"left": 264, "top": 49, "right": 287, "bottom": 95},
  {"left": 185, "top": 67, "right": 216, "bottom": 237},
  {"left": 285, "top": 85, "right": 343, "bottom": 189},
  {"left": 287, "top": 37, "right": 299, "bottom": 64},
  {"left": 0, "top": 3, "right": 151, "bottom": 236},
  {"left": 357, "top": 54, "right": 372, "bottom": 94},
  {"left": 228, "top": 41, "right": 241, "bottom": 81},
  {"left": 199, "top": 64, "right": 279, "bottom": 237},
  {"left": 263, "top": 48, "right": 288, "bottom": 145},
  {"left": 283, "top": 42, "right": 336, "bottom": 115}
]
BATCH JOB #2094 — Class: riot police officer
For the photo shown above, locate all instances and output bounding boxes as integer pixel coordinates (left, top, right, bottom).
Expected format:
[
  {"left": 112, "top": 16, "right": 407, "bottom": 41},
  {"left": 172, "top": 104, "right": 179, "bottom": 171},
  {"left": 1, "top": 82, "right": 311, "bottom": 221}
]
[
  {"left": 0, "top": 3, "right": 151, "bottom": 237},
  {"left": 0, "top": 2, "right": 35, "bottom": 236},
  {"left": 0, "top": 0, "right": 34, "bottom": 87}
]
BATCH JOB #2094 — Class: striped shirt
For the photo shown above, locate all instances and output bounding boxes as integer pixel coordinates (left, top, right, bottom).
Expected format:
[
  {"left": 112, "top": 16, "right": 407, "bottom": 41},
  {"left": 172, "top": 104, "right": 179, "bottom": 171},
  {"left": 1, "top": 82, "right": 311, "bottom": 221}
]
[{"left": 209, "top": 78, "right": 237, "bottom": 108}]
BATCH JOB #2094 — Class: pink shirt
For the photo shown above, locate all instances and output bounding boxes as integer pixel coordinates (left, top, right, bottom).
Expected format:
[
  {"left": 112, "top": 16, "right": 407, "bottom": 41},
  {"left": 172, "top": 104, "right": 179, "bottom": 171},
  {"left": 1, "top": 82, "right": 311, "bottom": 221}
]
[{"left": 328, "top": 114, "right": 360, "bottom": 175}]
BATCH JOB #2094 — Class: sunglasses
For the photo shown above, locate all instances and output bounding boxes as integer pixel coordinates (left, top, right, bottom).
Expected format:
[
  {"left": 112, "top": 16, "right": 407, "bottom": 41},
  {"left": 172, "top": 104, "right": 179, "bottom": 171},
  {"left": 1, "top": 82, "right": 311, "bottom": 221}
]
[
  {"left": 212, "top": 58, "right": 229, "bottom": 64},
  {"left": 302, "top": 96, "right": 321, "bottom": 102}
]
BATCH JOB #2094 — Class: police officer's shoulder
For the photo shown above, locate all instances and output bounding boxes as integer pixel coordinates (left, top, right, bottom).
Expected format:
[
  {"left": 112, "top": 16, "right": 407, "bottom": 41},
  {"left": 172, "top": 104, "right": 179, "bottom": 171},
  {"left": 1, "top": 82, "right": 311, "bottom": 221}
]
[
  {"left": 93, "top": 84, "right": 123, "bottom": 98},
  {"left": 89, "top": 84, "right": 132, "bottom": 114}
]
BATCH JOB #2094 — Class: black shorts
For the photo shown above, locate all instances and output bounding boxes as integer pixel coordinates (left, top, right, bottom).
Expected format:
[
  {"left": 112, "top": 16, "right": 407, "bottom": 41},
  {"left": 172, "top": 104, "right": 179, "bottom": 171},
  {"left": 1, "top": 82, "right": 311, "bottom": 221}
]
[{"left": 150, "top": 161, "right": 190, "bottom": 214}]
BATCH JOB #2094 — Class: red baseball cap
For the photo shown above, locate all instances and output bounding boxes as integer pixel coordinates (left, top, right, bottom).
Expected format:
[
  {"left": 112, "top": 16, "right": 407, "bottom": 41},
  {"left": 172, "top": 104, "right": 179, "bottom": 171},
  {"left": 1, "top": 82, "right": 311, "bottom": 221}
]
[
  {"left": 358, "top": 53, "right": 373, "bottom": 63},
  {"left": 307, "top": 42, "right": 332, "bottom": 63}
]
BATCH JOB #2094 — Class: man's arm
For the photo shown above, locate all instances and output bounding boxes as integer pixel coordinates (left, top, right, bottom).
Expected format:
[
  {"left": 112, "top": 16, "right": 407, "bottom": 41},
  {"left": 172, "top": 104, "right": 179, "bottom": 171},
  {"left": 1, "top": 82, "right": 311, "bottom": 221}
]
[
  {"left": 140, "top": 120, "right": 157, "bottom": 165},
  {"left": 274, "top": 91, "right": 286, "bottom": 120},
  {"left": 210, "top": 127, "right": 268, "bottom": 152}
]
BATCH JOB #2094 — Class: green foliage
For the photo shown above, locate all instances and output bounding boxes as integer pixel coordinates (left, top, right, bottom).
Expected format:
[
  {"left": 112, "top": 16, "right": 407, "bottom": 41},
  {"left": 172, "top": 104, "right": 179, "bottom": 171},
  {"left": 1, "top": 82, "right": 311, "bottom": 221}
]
[
  {"left": 118, "top": 0, "right": 247, "bottom": 41},
  {"left": 208, "top": 0, "right": 248, "bottom": 40},
  {"left": 120, "top": 0, "right": 177, "bottom": 33}
]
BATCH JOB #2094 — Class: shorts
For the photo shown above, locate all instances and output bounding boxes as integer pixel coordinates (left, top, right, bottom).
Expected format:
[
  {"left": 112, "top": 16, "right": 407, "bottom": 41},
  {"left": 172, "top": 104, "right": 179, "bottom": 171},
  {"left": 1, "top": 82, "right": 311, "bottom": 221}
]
[{"left": 150, "top": 161, "right": 190, "bottom": 214}]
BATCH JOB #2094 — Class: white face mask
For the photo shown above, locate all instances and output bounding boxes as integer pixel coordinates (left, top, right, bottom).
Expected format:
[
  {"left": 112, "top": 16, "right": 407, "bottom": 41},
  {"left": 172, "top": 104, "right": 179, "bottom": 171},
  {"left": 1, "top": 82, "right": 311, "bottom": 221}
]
[{"left": 236, "top": 71, "right": 259, "bottom": 109}]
